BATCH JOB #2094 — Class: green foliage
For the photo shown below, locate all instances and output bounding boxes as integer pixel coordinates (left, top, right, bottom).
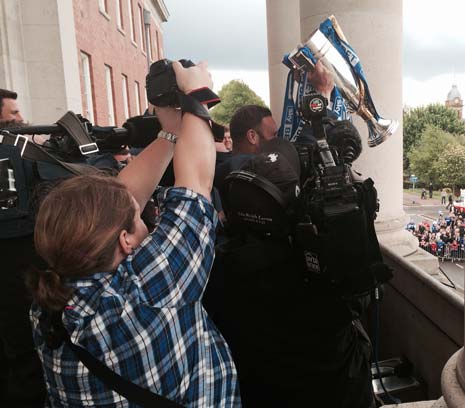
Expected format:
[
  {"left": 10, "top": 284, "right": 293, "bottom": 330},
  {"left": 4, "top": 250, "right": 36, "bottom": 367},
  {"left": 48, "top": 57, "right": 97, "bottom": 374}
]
[
  {"left": 407, "top": 125, "right": 462, "bottom": 185},
  {"left": 437, "top": 144, "right": 465, "bottom": 188},
  {"left": 211, "top": 80, "right": 268, "bottom": 125},
  {"left": 403, "top": 104, "right": 465, "bottom": 155}
]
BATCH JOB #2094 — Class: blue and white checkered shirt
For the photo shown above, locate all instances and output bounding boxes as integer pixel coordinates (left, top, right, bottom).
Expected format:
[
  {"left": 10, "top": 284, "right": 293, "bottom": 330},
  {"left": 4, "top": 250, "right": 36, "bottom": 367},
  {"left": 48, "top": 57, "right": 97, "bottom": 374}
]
[{"left": 31, "top": 187, "right": 241, "bottom": 407}]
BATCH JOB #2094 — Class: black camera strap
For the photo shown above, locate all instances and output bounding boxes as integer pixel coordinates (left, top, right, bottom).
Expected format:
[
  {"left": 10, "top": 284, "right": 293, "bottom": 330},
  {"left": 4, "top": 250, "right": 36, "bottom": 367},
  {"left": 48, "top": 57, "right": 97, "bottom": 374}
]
[
  {"left": 46, "top": 312, "right": 184, "bottom": 408},
  {"left": 64, "top": 336, "right": 184, "bottom": 408},
  {"left": 56, "top": 111, "right": 99, "bottom": 155},
  {"left": 0, "top": 131, "right": 95, "bottom": 176}
]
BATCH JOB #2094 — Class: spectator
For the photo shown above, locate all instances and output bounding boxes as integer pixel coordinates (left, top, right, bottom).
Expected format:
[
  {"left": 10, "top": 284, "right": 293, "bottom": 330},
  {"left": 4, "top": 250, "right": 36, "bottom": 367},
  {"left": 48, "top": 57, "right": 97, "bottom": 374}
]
[
  {"left": 223, "top": 127, "right": 233, "bottom": 151},
  {"left": 446, "top": 193, "right": 454, "bottom": 210},
  {"left": 441, "top": 188, "right": 447, "bottom": 205},
  {"left": 429, "top": 182, "right": 433, "bottom": 199}
]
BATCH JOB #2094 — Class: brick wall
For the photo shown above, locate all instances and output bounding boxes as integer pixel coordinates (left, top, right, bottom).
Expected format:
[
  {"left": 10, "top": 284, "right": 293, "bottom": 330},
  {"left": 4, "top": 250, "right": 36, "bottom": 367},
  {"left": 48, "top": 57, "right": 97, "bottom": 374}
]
[{"left": 73, "top": 0, "right": 164, "bottom": 126}]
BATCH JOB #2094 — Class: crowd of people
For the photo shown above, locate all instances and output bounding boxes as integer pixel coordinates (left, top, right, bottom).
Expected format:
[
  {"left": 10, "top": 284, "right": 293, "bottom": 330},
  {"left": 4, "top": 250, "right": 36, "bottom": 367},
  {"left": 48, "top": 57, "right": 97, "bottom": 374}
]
[
  {"left": 406, "top": 211, "right": 465, "bottom": 260},
  {"left": 1, "top": 60, "right": 382, "bottom": 408}
]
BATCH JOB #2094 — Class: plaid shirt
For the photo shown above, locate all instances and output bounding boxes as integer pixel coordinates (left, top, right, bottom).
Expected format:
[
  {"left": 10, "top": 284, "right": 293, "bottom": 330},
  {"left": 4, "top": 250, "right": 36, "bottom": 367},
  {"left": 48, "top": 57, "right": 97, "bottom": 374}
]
[{"left": 31, "top": 187, "right": 241, "bottom": 407}]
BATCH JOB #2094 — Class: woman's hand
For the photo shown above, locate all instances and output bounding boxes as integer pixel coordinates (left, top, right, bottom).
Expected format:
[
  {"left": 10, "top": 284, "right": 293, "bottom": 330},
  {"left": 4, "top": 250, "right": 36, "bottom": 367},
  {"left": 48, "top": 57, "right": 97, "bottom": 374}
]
[{"left": 172, "top": 60, "right": 213, "bottom": 94}]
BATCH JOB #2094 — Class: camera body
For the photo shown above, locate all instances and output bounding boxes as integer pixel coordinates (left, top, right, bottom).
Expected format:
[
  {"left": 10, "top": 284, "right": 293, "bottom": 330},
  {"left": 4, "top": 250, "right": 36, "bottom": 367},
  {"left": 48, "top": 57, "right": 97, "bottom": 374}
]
[
  {"left": 294, "top": 93, "right": 361, "bottom": 220},
  {"left": 146, "top": 58, "right": 195, "bottom": 107},
  {"left": 292, "top": 94, "right": 389, "bottom": 297}
]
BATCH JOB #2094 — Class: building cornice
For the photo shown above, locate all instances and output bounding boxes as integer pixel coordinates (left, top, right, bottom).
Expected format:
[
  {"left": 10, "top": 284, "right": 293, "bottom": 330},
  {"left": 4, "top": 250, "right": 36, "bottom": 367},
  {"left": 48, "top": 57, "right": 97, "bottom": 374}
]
[{"left": 149, "top": 0, "right": 169, "bottom": 22}]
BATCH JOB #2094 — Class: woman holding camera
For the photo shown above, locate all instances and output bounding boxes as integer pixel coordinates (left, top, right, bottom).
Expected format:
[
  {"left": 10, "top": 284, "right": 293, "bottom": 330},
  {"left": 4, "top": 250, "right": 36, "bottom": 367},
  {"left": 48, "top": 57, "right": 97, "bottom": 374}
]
[{"left": 28, "top": 62, "right": 240, "bottom": 407}]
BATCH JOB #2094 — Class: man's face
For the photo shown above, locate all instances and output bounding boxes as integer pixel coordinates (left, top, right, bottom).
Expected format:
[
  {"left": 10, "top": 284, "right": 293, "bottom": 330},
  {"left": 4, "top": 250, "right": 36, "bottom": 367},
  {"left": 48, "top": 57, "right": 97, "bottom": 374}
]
[
  {"left": 257, "top": 116, "right": 278, "bottom": 142},
  {"left": 0, "top": 98, "right": 24, "bottom": 123}
]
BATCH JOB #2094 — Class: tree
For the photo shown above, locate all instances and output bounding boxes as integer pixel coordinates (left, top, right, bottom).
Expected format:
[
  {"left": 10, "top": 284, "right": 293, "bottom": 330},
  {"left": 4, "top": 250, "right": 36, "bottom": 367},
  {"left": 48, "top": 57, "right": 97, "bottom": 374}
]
[
  {"left": 403, "top": 104, "right": 465, "bottom": 156},
  {"left": 211, "top": 80, "right": 268, "bottom": 125},
  {"left": 437, "top": 144, "right": 465, "bottom": 189},
  {"left": 407, "top": 125, "right": 460, "bottom": 185}
]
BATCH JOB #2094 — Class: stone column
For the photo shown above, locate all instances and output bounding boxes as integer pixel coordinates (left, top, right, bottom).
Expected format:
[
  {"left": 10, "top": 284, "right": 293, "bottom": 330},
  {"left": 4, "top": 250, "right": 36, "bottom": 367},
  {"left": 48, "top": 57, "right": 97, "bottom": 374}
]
[
  {"left": 0, "top": 0, "right": 82, "bottom": 124},
  {"left": 0, "top": 0, "right": 32, "bottom": 119},
  {"left": 266, "top": 1, "right": 465, "bottom": 407},
  {"left": 20, "top": 0, "right": 82, "bottom": 123},
  {"left": 297, "top": 0, "right": 421, "bottom": 255},
  {"left": 266, "top": 0, "right": 300, "bottom": 119}
]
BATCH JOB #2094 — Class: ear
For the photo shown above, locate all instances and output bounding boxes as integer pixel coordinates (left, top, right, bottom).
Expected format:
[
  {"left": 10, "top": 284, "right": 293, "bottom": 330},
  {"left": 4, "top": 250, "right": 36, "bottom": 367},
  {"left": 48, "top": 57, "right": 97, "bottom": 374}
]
[
  {"left": 118, "top": 229, "right": 133, "bottom": 256},
  {"left": 246, "top": 129, "right": 258, "bottom": 145}
]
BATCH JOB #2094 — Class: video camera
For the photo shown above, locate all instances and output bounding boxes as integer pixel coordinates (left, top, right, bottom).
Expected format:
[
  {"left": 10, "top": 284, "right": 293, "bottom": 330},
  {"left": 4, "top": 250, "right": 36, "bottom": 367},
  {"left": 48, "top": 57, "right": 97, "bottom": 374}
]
[
  {"left": 292, "top": 93, "right": 391, "bottom": 298},
  {"left": 3, "top": 111, "right": 162, "bottom": 162}
]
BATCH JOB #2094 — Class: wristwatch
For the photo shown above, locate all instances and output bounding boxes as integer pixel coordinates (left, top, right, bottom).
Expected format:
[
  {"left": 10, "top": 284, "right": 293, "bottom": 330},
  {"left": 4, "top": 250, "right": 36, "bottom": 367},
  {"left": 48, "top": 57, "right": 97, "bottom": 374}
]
[{"left": 157, "top": 130, "right": 177, "bottom": 144}]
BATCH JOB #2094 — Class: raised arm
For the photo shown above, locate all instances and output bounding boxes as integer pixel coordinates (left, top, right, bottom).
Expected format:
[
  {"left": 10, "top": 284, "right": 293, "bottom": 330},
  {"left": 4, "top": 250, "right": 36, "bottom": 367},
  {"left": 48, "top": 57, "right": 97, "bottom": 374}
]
[
  {"left": 171, "top": 61, "right": 216, "bottom": 201},
  {"left": 117, "top": 108, "right": 180, "bottom": 209}
]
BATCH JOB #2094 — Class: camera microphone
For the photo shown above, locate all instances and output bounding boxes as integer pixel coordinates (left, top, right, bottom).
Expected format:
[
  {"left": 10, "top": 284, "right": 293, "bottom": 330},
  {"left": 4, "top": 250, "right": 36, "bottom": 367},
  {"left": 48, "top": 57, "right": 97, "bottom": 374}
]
[{"left": 326, "top": 120, "right": 362, "bottom": 164}]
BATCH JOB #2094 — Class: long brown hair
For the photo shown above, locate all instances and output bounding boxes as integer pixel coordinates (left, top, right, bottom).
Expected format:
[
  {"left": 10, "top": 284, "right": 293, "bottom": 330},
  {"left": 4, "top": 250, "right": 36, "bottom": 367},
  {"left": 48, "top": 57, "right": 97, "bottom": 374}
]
[{"left": 29, "top": 175, "right": 135, "bottom": 311}]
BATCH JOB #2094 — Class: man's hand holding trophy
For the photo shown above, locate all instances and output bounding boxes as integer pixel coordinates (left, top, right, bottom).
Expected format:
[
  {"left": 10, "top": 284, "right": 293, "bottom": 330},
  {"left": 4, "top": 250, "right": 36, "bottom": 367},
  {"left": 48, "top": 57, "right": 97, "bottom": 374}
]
[{"left": 280, "top": 15, "right": 398, "bottom": 147}]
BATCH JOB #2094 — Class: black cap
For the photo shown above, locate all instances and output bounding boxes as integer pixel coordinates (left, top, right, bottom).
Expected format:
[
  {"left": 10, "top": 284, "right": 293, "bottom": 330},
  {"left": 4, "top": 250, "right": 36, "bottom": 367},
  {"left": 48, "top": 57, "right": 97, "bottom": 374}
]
[{"left": 240, "top": 138, "right": 301, "bottom": 206}]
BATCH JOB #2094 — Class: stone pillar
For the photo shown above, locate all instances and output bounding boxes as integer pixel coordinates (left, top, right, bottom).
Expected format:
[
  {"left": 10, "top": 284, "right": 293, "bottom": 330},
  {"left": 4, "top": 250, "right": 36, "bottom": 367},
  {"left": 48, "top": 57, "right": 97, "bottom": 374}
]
[
  {"left": 266, "top": 0, "right": 300, "bottom": 120},
  {"left": 266, "top": 0, "right": 419, "bottom": 256},
  {"left": 298, "top": 0, "right": 419, "bottom": 254},
  {"left": 266, "top": 1, "right": 465, "bottom": 407},
  {"left": 0, "top": 0, "right": 32, "bottom": 119},
  {"left": 20, "top": 0, "right": 82, "bottom": 123},
  {"left": 0, "top": 0, "right": 82, "bottom": 124}
]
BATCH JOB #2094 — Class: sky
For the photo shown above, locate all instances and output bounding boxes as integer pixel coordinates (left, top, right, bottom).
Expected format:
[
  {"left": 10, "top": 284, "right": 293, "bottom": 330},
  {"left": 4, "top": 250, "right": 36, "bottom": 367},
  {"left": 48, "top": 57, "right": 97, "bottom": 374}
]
[{"left": 162, "top": 0, "right": 465, "bottom": 109}]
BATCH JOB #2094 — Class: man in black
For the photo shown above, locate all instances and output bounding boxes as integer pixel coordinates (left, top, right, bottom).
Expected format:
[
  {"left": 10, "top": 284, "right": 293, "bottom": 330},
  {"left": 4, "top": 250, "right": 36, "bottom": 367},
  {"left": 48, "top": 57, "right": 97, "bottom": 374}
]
[{"left": 205, "top": 138, "right": 376, "bottom": 408}]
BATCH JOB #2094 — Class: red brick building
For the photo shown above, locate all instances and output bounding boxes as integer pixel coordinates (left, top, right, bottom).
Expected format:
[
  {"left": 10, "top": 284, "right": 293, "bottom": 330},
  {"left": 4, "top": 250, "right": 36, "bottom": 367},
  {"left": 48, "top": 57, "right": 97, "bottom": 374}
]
[
  {"left": 0, "top": 0, "right": 168, "bottom": 126},
  {"left": 74, "top": 0, "right": 168, "bottom": 126}
]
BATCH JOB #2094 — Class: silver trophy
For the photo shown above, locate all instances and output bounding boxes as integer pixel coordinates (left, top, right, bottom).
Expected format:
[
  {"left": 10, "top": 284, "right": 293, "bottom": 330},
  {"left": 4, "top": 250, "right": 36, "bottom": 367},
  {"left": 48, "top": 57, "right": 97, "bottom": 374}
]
[{"left": 287, "top": 16, "right": 398, "bottom": 147}]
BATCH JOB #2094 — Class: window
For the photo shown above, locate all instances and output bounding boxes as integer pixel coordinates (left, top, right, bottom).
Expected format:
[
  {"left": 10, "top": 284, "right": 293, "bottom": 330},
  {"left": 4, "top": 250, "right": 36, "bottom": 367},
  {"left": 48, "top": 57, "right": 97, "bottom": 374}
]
[
  {"left": 80, "top": 52, "right": 94, "bottom": 123},
  {"left": 122, "top": 74, "right": 130, "bottom": 119},
  {"left": 138, "top": 4, "right": 146, "bottom": 52},
  {"left": 128, "top": 0, "right": 136, "bottom": 42},
  {"left": 104, "top": 65, "right": 116, "bottom": 126},
  {"left": 116, "top": 0, "right": 123, "bottom": 29},
  {"left": 134, "top": 81, "right": 141, "bottom": 115},
  {"left": 99, "top": 0, "right": 108, "bottom": 13}
]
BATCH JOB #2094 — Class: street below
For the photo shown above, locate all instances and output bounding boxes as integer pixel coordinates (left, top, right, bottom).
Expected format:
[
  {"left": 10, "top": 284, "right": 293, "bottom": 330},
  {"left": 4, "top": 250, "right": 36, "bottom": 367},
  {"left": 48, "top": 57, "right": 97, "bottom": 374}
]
[{"left": 403, "top": 192, "right": 464, "bottom": 290}]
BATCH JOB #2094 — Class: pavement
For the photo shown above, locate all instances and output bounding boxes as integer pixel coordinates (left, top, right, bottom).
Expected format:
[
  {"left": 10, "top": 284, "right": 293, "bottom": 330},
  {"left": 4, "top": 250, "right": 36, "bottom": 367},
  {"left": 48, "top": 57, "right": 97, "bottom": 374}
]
[{"left": 403, "top": 192, "right": 443, "bottom": 208}]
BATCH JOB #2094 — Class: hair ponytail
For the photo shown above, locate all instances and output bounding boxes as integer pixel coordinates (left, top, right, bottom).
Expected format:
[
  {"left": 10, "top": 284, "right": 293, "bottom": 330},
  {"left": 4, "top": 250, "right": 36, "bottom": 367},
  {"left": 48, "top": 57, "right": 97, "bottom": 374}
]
[
  {"left": 27, "top": 266, "right": 74, "bottom": 311},
  {"left": 30, "top": 175, "right": 136, "bottom": 311}
]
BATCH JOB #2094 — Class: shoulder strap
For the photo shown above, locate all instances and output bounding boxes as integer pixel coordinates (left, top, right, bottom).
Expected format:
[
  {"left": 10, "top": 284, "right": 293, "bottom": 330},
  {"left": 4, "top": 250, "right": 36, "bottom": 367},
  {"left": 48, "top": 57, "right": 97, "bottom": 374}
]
[
  {"left": 64, "top": 338, "right": 184, "bottom": 408},
  {"left": 49, "top": 313, "right": 184, "bottom": 408}
]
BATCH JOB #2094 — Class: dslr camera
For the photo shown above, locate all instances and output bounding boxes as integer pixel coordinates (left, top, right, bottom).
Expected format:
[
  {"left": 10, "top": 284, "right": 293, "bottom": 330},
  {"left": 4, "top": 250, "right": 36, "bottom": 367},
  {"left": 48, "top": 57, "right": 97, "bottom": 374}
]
[{"left": 146, "top": 58, "right": 195, "bottom": 107}]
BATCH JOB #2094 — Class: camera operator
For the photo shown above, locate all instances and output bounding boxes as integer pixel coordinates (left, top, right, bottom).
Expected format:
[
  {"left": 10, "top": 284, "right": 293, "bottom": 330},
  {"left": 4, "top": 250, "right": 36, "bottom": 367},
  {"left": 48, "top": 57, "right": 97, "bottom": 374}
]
[
  {"left": 28, "top": 61, "right": 240, "bottom": 407},
  {"left": 0, "top": 88, "right": 25, "bottom": 125},
  {"left": 205, "top": 133, "right": 376, "bottom": 407},
  {"left": 0, "top": 93, "right": 46, "bottom": 407}
]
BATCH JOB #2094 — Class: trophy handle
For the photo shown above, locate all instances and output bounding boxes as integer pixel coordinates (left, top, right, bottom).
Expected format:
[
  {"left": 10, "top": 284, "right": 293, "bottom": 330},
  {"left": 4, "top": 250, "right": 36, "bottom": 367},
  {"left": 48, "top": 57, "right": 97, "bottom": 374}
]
[{"left": 329, "top": 15, "right": 348, "bottom": 43}]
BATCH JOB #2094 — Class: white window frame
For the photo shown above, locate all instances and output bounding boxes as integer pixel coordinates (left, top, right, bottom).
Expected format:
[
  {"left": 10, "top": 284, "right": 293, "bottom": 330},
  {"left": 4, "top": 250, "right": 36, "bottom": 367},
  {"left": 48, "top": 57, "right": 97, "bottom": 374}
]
[
  {"left": 80, "top": 52, "right": 94, "bottom": 123},
  {"left": 104, "top": 65, "right": 116, "bottom": 126},
  {"left": 138, "top": 4, "right": 145, "bottom": 52},
  {"left": 128, "top": 0, "right": 135, "bottom": 42},
  {"left": 134, "top": 81, "right": 141, "bottom": 115},
  {"left": 122, "top": 74, "right": 130, "bottom": 119},
  {"left": 99, "top": 0, "right": 108, "bottom": 13},
  {"left": 115, "top": 0, "right": 123, "bottom": 29}
]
